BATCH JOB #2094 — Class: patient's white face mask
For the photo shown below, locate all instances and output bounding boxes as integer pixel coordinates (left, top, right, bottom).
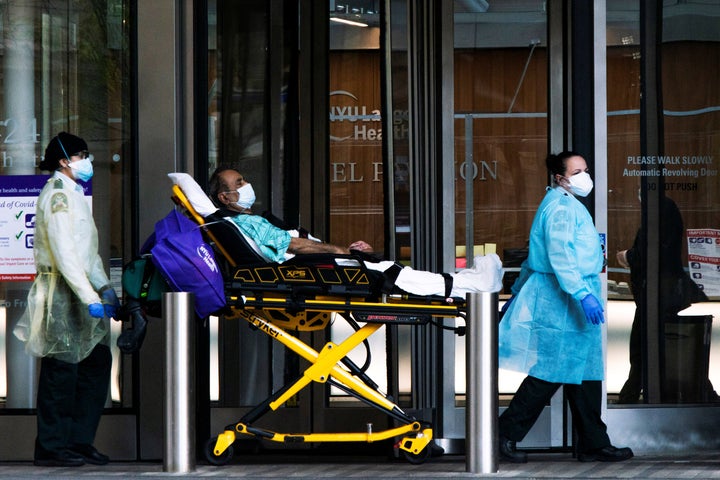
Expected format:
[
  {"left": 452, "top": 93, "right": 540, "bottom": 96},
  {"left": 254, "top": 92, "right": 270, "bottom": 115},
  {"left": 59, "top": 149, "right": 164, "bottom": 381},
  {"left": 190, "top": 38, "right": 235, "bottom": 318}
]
[{"left": 235, "top": 183, "right": 256, "bottom": 210}]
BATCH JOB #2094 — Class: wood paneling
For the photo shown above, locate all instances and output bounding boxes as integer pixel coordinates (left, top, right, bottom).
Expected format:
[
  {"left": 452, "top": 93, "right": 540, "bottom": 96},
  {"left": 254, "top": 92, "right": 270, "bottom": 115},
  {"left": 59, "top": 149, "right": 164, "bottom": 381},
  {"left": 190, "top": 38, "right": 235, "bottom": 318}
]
[{"left": 328, "top": 43, "right": 719, "bottom": 270}]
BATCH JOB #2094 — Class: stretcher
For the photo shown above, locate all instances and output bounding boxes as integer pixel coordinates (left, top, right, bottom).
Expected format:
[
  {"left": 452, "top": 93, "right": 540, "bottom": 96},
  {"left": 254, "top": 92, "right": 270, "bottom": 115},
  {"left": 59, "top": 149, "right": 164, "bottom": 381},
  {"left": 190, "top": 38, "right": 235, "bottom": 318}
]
[{"left": 130, "top": 178, "right": 470, "bottom": 465}]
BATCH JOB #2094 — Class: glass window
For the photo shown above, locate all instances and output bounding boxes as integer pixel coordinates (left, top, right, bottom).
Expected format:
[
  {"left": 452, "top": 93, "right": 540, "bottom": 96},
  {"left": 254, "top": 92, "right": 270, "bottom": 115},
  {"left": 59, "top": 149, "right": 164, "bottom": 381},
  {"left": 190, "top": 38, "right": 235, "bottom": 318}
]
[
  {"left": 606, "top": 0, "right": 642, "bottom": 401},
  {"left": 452, "top": 1, "right": 549, "bottom": 396},
  {"left": 209, "top": 1, "right": 270, "bottom": 207},
  {"left": 206, "top": 0, "right": 275, "bottom": 406},
  {"left": 0, "top": 0, "right": 131, "bottom": 408},
  {"left": 329, "top": 4, "right": 384, "bottom": 251},
  {"left": 328, "top": 1, "right": 388, "bottom": 394},
  {"left": 608, "top": 0, "right": 720, "bottom": 404}
]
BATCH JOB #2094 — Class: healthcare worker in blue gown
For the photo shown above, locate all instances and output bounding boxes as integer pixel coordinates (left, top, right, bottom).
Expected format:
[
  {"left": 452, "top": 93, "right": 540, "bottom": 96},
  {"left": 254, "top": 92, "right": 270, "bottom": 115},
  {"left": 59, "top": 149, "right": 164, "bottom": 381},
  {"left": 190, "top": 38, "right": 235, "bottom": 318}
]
[{"left": 497, "top": 151, "right": 634, "bottom": 464}]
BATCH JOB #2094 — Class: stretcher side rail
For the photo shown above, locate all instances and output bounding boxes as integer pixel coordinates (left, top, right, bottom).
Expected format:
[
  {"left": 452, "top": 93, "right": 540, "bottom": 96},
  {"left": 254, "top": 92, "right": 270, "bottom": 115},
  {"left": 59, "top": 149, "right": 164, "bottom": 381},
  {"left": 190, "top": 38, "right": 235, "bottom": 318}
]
[{"left": 225, "top": 293, "right": 467, "bottom": 325}]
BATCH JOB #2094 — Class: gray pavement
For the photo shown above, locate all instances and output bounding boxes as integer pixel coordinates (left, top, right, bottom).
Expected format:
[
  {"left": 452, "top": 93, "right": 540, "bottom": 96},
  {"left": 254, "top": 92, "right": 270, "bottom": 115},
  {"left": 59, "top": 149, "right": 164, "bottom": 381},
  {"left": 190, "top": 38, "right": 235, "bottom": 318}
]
[{"left": 0, "top": 451, "right": 719, "bottom": 479}]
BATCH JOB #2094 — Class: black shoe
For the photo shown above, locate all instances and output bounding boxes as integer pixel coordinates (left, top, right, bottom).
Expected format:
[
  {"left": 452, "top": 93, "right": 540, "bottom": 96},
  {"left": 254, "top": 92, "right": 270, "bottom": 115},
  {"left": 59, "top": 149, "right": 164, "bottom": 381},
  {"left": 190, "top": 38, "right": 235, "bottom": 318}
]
[
  {"left": 34, "top": 450, "right": 85, "bottom": 467},
  {"left": 499, "top": 435, "right": 527, "bottom": 463},
  {"left": 617, "top": 394, "right": 640, "bottom": 404},
  {"left": 578, "top": 445, "right": 634, "bottom": 462},
  {"left": 68, "top": 444, "right": 109, "bottom": 465}
]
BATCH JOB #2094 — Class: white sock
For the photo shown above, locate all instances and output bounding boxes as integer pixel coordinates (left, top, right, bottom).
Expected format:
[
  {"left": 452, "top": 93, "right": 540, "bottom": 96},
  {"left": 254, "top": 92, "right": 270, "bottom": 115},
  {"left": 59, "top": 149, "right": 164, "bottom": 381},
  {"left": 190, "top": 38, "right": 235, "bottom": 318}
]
[{"left": 450, "top": 254, "right": 504, "bottom": 296}]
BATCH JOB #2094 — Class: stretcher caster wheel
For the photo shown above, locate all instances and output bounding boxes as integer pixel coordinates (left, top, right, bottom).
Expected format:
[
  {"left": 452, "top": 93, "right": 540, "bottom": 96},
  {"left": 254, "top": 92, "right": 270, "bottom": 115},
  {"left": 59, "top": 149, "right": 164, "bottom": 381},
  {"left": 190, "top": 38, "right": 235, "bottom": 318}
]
[
  {"left": 400, "top": 445, "right": 431, "bottom": 465},
  {"left": 204, "top": 436, "right": 234, "bottom": 465}
]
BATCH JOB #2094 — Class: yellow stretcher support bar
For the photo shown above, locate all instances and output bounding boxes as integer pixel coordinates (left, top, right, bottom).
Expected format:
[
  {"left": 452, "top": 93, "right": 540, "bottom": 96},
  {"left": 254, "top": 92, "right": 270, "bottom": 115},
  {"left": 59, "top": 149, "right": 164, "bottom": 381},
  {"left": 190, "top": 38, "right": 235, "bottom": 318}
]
[
  {"left": 237, "top": 295, "right": 463, "bottom": 318},
  {"left": 267, "top": 320, "right": 390, "bottom": 410},
  {"left": 233, "top": 421, "right": 422, "bottom": 445},
  {"left": 234, "top": 311, "right": 397, "bottom": 411},
  {"left": 172, "top": 184, "right": 237, "bottom": 267}
]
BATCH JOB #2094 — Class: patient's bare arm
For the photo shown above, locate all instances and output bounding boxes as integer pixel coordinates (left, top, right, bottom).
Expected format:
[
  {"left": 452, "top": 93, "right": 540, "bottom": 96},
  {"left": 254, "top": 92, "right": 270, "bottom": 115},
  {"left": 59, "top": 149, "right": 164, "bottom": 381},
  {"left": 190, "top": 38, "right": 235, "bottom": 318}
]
[
  {"left": 289, "top": 237, "right": 348, "bottom": 254},
  {"left": 288, "top": 238, "right": 374, "bottom": 255}
]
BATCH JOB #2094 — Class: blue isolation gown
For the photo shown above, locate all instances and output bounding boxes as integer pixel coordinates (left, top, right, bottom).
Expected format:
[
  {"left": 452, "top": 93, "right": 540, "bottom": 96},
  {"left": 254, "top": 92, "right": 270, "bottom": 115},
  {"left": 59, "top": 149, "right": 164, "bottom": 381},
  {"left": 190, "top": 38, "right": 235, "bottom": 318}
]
[{"left": 499, "top": 186, "right": 604, "bottom": 384}]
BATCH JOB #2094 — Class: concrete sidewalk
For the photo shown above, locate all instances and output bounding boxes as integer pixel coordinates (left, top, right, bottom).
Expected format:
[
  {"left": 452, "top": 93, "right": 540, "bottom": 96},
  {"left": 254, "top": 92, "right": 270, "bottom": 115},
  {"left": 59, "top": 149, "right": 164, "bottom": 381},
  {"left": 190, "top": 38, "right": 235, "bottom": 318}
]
[{"left": 0, "top": 451, "right": 719, "bottom": 479}]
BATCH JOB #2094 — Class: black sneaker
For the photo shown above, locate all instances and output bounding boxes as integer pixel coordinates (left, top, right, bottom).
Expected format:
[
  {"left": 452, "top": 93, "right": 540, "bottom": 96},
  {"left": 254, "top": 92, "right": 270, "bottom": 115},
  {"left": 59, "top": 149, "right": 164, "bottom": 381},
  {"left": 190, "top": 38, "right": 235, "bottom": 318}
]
[
  {"left": 68, "top": 444, "right": 110, "bottom": 465},
  {"left": 34, "top": 450, "right": 85, "bottom": 467},
  {"left": 499, "top": 435, "right": 528, "bottom": 463}
]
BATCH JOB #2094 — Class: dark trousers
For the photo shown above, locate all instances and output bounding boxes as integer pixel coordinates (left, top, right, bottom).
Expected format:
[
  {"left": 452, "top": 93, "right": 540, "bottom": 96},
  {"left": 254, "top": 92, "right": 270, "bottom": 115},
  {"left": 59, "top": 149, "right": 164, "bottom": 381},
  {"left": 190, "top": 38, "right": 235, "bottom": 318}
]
[
  {"left": 499, "top": 375, "right": 611, "bottom": 453},
  {"left": 618, "top": 309, "right": 643, "bottom": 402},
  {"left": 35, "top": 344, "right": 112, "bottom": 457}
]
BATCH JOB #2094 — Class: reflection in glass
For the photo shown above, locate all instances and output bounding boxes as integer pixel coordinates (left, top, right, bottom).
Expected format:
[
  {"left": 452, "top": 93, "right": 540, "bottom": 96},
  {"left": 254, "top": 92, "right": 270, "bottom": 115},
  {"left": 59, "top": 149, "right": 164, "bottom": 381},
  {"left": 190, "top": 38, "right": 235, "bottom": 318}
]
[
  {"left": 0, "top": 1, "right": 130, "bottom": 408},
  {"left": 452, "top": 1, "right": 548, "bottom": 397},
  {"left": 608, "top": 1, "right": 720, "bottom": 404}
]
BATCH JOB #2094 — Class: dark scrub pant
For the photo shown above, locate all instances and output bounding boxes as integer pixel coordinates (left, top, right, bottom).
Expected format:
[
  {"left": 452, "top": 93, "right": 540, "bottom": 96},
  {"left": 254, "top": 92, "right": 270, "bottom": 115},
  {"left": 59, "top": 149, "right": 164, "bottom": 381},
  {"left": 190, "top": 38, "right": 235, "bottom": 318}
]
[
  {"left": 499, "top": 375, "right": 611, "bottom": 453},
  {"left": 35, "top": 343, "right": 112, "bottom": 457},
  {"left": 618, "top": 307, "right": 643, "bottom": 403}
]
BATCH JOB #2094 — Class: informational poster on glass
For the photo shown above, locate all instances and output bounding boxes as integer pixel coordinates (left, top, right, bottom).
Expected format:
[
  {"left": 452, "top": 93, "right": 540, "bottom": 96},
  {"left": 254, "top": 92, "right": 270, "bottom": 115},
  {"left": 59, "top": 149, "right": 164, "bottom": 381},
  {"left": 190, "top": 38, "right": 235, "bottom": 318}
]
[
  {"left": 687, "top": 228, "right": 720, "bottom": 297},
  {"left": 0, "top": 175, "right": 91, "bottom": 281}
]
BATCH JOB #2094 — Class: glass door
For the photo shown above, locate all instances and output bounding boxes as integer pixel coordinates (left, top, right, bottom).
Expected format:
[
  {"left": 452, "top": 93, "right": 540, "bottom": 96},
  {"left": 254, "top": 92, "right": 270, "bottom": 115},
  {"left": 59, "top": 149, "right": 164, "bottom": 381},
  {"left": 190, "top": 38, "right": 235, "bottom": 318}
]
[
  {"left": 452, "top": 0, "right": 550, "bottom": 448},
  {"left": 607, "top": 0, "right": 720, "bottom": 406},
  {"left": 0, "top": 0, "right": 133, "bottom": 460}
]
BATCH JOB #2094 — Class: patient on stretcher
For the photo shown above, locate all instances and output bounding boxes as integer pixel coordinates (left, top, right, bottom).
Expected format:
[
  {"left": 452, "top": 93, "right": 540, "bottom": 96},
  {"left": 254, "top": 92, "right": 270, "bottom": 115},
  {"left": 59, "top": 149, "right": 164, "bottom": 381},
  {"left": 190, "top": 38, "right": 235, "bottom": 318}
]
[{"left": 169, "top": 168, "right": 503, "bottom": 298}]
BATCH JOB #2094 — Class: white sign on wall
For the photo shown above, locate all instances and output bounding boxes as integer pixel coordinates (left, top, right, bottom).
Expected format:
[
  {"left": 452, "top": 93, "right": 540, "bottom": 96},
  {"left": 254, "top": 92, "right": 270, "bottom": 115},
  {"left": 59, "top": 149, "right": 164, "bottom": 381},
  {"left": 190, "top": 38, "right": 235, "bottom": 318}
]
[
  {"left": 0, "top": 175, "right": 91, "bottom": 282},
  {"left": 687, "top": 228, "right": 720, "bottom": 297}
]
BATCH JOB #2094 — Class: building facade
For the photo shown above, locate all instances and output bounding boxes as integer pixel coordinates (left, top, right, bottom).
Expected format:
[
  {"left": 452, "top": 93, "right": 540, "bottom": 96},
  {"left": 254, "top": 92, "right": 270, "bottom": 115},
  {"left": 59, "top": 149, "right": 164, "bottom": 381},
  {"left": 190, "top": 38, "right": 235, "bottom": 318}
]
[{"left": 0, "top": 0, "right": 718, "bottom": 461}]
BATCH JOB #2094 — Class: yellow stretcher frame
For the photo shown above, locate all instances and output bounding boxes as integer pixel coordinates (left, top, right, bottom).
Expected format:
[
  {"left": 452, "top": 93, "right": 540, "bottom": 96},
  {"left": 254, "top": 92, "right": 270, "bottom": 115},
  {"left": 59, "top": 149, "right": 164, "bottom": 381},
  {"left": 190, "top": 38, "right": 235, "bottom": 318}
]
[{"left": 169, "top": 183, "right": 467, "bottom": 465}]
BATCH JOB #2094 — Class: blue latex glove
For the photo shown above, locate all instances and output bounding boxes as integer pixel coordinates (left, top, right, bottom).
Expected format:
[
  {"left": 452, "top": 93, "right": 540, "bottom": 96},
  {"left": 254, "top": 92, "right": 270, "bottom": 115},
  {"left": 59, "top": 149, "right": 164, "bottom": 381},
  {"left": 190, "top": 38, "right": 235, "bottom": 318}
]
[
  {"left": 88, "top": 303, "right": 105, "bottom": 318},
  {"left": 581, "top": 294, "right": 604, "bottom": 325},
  {"left": 101, "top": 286, "right": 121, "bottom": 319}
]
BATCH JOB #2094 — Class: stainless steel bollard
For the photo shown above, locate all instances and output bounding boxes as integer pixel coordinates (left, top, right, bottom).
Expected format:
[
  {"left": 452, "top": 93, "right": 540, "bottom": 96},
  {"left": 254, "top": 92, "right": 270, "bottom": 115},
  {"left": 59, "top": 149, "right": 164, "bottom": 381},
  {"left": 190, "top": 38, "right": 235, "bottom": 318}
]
[
  {"left": 466, "top": 291, "right": 498, "bottom": 474},
  {"left": 163, "top": 292, "right": 196, "bottom": 473}
]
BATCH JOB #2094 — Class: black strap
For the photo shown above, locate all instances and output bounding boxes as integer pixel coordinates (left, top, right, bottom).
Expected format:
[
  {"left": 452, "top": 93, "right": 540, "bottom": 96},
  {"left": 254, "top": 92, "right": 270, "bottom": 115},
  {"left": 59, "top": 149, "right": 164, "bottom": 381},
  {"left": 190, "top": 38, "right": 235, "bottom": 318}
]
[
  {"left": 380, "top": 263, "right": 403, "bottom": 294},
  {"left": 441, "top": 273, "right": 453, "bottom": 298}
]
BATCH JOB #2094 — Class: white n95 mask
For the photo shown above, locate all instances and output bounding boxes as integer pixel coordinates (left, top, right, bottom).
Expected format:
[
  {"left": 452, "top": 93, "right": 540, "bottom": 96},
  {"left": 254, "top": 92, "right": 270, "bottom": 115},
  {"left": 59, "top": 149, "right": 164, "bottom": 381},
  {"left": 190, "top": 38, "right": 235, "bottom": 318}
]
[
  {"left": 235, "top": 183, "right": 256, "bottom": 209},
  {"left": 568, "top": 172, "right": 593, "bottom": 197}
]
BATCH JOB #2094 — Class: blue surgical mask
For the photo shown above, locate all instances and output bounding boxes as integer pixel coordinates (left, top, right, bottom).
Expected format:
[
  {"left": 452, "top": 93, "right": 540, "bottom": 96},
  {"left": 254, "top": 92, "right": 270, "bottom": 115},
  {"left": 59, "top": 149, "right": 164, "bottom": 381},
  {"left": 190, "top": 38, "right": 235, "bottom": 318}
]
[
  {"left": 69, "top": 157, "right": 94, "bottom": 182},
  {"left": 235, "top": 183, "right": 255, "bottom": 210}
]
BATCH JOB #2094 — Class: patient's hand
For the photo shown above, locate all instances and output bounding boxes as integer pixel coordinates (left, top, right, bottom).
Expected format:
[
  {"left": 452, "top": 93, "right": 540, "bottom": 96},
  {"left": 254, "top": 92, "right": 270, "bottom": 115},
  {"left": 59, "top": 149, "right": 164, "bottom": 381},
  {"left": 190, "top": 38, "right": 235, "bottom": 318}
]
[{"left": 349, "top": 241, "right": 373, "bottom": 253}]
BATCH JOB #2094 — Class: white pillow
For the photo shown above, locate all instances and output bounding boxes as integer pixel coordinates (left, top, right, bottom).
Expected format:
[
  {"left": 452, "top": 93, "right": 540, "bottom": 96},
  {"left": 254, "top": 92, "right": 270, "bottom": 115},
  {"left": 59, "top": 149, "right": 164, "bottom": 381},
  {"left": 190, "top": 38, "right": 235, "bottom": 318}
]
[{"left": 167, "top": 172, "right": 218, "bottom": 217}]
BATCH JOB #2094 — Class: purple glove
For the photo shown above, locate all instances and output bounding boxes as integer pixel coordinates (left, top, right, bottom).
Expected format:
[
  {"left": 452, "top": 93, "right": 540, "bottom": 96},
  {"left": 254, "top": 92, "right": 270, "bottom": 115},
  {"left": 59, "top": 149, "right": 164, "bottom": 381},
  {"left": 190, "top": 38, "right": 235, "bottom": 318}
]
[
  {"left": 581, "top": 294, "right": 604, "bottom": 325},
  {"left": 88, "top": 303, "right": 105, "bottom": 318}
]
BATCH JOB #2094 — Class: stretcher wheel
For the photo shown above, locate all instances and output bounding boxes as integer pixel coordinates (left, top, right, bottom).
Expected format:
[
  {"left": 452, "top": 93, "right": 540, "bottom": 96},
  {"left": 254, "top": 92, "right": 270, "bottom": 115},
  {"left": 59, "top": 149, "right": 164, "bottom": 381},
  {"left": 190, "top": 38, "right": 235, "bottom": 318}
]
[
  {"left": 401, "top": 445, "right": 431, "bottom": 465},
  {"left": 204, "top": 436, "right": 234, "bottom": 465}
]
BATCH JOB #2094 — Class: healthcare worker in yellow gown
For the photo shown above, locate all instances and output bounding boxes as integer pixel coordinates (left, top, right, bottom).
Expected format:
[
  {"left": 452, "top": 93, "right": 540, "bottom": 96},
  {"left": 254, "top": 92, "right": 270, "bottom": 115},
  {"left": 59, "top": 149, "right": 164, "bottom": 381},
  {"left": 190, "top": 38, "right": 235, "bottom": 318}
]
[
  {"left": 497, "top": 151, "right": 633, "bottom": 464},
  {"left": 14, "top": 132, "right": 120, "bottom": 467}
]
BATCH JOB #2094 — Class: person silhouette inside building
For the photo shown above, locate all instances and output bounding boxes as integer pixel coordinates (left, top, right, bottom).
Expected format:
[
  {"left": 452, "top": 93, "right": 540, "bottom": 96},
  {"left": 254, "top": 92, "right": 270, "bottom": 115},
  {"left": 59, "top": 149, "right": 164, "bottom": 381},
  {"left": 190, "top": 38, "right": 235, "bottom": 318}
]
[{"left": 616, "top": 192, "right": 710, "bottom": 403}]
